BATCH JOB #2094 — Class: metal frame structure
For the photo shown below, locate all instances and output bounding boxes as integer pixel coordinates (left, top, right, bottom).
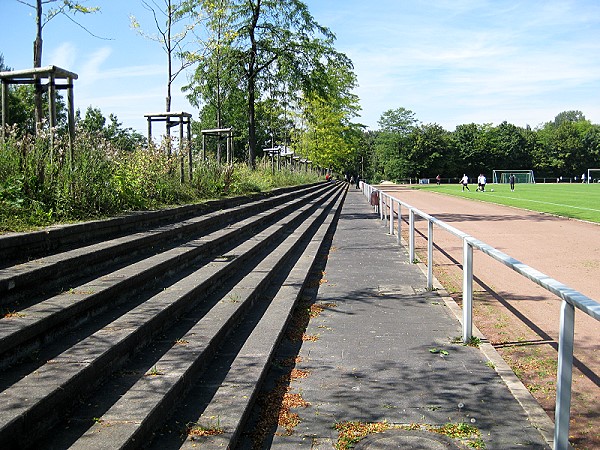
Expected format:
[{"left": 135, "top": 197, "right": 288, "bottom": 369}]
[{"left": 492, "top": 169, "right": 535, "bottom": 184}]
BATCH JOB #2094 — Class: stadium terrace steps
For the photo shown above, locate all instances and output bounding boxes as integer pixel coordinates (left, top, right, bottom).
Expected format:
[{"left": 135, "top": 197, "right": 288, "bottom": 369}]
[
  {"left": 0, "top": 181, "right": 345, "bottom": 449},
  {"left": 0, "top": 183, "right": 319, "bottom": 266},
  {"left": 0, "top": 182, "right": 325, "bottom": 306},
  {"left": 0, "top": 183, "right": 329, "bottom": 368}
]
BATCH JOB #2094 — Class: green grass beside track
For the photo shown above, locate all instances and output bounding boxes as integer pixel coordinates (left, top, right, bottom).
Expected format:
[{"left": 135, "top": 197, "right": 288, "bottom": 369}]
[{"left": 413, "top": 182, "right": 600, "bottom": 223}]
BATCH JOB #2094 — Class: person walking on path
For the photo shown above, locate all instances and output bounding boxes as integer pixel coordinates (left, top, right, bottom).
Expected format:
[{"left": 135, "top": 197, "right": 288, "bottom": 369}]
[
  {"left": 460, "top": 174, "right": 470, "bottom": 191},
  {"left": 510, "top": 173, "right": 515, "bottom": 191}
]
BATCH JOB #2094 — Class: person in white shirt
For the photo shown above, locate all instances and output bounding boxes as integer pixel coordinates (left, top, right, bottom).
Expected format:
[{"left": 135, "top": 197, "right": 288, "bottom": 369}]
[{"left": 477, "top": 173, "right": 486, "bottom": 192}]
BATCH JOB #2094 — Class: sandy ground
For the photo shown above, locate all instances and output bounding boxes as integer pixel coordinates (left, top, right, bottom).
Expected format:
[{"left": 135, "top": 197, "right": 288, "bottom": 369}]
[{"left": 375, "top": 185, "right": 600, "bottom": 448}]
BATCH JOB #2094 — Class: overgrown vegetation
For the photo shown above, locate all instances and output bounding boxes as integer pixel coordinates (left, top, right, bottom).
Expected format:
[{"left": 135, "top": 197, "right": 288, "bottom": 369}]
[{"left": 0, "top": 128, "right": 320, "bottom": 233}]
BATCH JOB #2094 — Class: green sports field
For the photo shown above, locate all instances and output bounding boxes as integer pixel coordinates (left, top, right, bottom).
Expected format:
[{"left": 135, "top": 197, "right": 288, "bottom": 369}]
[{"left": 413, "top": 182, "right": 600, "bottom": 223}]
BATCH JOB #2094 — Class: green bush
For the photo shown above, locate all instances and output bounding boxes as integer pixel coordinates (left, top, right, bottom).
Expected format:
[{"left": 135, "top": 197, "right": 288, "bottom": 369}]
[{"left": 0, "top": 129, "right": 321, "bottom": 232}]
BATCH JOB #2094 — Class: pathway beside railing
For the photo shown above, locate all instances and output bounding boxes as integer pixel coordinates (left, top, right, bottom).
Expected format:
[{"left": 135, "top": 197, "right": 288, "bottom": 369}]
[{"left": 360, "top": 181, "right": 600, "bottom": 450}]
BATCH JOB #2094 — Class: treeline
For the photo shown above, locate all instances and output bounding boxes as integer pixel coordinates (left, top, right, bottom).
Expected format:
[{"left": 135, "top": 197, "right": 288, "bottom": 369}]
[{"left": 366, "top": 108, "right": 600, "bottom": 182}]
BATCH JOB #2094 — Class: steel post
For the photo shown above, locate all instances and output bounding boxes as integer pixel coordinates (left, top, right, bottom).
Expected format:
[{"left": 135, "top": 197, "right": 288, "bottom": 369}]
[
  {"left": 397, "top": 203, "right": 402, "bottom": 244},
  {"left": 427, "top": 220, "right": 434, "bottom": 290},
  {"left": 409, "top": 209, "right": 415, "bottom": 263},
  {"left": 389, "top": 200, "right": 394, "bottom": 235},
  {"left": 462, "top": 239, "right": 473, "bottom": 342},
  {"left": 554, "top": 300, "right": 575, "bottom": 450}
]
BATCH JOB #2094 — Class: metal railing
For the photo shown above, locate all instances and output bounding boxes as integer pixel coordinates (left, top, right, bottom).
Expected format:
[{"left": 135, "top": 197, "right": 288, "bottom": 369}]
[{"left": 360, "top": 181, "right": 600, "bottom": 450}]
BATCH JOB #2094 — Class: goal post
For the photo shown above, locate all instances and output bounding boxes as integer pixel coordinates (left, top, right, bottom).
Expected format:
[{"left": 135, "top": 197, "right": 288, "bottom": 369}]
[
  {"left": 492, "top": 170, "right": 535, "bottom": 184},
  {"left": 587, "top": 169, "right": 600, "bottom": 183}
]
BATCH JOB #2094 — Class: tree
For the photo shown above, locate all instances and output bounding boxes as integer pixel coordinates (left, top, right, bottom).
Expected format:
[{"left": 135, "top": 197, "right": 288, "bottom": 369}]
[
  {"left": 408, "top": 123, "right": 456, "bottom": 178},
  {"left": 535, "top": 111, "right": 595, "bottom": 177},
  {"left": 553, "top": 110, "right": 585, "bottom": 127},
  {"left": 453, "top": 123, "right": 494, "bottom": 176},
  {"left": 15, "top": 0, "right": 100, "bottom": 132},
  {"left": 186, "top": 0, "right": 345, "bottom": 167},
  {"left": 488, "top": 121, "right": 532, "bottom": 170},
  {"left": 378, "top": 107, "right": 417, "bottom": 135},
  {"left": 131, "top": 0, "right": 192, "bottom": 112},
  {"left": 295, "top": 58, "right": 361, "bottom": 172},
  {"left": 77, "top": 106, "right": 146, "bottom": 151},
  {"left": 182, "top": 0, "right": 243, "bottom": 160},
  {"left": 183, "top": 0, "right": 237, "bottom": 128},
  {"left": 373, "top": 107, "right": 418, "bottom": 180}
]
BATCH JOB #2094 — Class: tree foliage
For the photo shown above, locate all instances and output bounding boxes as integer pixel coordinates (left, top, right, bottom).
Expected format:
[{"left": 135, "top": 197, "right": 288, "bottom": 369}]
[
  {"left": 295, "top": 58, "right": 361, "bottom": 172},
  {"left": 77, "top": 106, "right": 146, "bottom": 151},
  {"left": 373, "top": 107, "right": 418, "bottom": 180},
  {"left": 369, "top": 108, "right": 600, "bottom": 182},
  {"left": 183, "top": 0, "right": 353, "bottom": 168}
]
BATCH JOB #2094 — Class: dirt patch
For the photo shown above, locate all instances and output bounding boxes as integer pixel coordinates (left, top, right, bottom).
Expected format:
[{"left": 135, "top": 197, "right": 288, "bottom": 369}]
[{"left": 381, "top": 186, "right": 600, "bottom": 450}]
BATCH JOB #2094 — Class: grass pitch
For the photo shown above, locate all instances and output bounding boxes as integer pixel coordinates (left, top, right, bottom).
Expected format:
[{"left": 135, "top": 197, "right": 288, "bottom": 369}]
[{"left": 413, "top": 182, "right": 600, "bottom": 223}]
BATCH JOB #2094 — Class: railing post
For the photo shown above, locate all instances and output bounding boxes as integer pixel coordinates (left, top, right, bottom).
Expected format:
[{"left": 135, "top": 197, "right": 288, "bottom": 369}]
[
  {"left": 379, "top": 193, "right": 384, "bottom": 220},
  {"left": 462, "top": 238, "right": 473, "bottom": 342},
  {"left": 383, "top": 194, "right": 388, "bottom": 225},
  {"left": 427, "top": 220, "right": 434, "bottom": 290},
  {"left": 554, "top": 300, "right": 575, "bottom": 450},
  {"left": 389, "top": 199, "right": 394, "bottom": 235},
  {"left": 397, "top": 203, "right": 402, "bottom": 244},
  {"left": 409, "top": 209, "right": 415, "bottom": 263}
]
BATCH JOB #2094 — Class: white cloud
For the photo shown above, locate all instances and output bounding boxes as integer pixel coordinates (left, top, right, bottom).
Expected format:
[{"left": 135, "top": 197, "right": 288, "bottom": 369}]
[
  {"left": 78, "top": 47, "right": 113, "bottom": 85},
  {"left": 47, "top": 42, "right": 77, "bottom": 69}
]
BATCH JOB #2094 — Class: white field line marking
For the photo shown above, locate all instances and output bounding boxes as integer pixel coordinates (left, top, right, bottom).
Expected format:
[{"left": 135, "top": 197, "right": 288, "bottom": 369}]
[{"left": 492, "top": 194, "right": 600, "bottom": 213}]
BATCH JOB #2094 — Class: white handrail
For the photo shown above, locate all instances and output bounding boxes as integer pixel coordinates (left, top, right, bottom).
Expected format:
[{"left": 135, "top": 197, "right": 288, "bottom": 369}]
[{"left": 361, "top": 182, "right": 600, "bottom": 450}]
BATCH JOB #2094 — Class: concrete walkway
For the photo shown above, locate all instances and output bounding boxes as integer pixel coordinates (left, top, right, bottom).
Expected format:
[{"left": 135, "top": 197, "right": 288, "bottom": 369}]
[{"left": 270, "top": 187, "right": 552, "bottom": 449}]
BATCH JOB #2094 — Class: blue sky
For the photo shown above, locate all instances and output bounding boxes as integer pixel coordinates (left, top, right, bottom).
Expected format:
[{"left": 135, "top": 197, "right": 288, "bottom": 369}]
[{"left": 2, "top": 0, "right": 600, "bottom": 135}]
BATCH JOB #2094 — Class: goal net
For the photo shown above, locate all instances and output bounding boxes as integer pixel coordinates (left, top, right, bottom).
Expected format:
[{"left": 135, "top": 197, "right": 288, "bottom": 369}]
[
  {"left": 492, "top": 170, "right": 535, "bottom": 184},
  {"left": 587, "top": 169, "right": 600, "bottom": 183}
]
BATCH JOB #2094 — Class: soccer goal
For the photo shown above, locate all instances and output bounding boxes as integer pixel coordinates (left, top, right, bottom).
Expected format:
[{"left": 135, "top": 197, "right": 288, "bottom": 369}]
[
  {"left": 492, "top": 170, "right": 535, "bottom": 184},
  {"left": 587, "top": 168, "right": 600, "bottom": 183}
]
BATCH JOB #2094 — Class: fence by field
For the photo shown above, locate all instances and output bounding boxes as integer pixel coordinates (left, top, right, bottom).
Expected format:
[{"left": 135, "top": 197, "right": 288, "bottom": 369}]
[{"left": 361, "top": 181, "right": 600, "bottom": 450}]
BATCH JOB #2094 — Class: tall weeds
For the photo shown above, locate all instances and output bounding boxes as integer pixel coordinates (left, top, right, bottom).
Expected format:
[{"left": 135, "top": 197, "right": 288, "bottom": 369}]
[{"left": 0, "top": 128, "right": 321, "bottom": 232}]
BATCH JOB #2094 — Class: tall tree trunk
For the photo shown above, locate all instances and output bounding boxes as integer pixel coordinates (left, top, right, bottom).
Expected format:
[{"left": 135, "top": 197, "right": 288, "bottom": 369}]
[
  {"left": 34, "top": 0, "right": 43, "bottom": 133},
  {"left": 216, "top": 18, "right": 223, "bottom": 162},
  {"left": 246, "top": 0, "right": 260, "bottom": 169},
  {"left": 247, "top": 73, "right": 256, "bottom": 168},
  {"left": 166, "top": 0, "right": 172, "bottom": 112}
]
